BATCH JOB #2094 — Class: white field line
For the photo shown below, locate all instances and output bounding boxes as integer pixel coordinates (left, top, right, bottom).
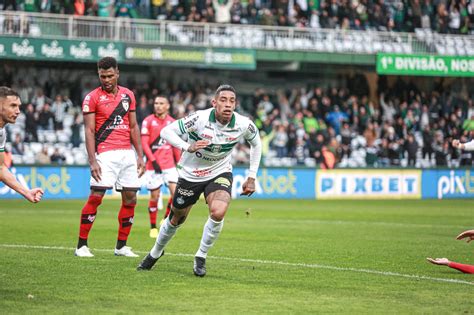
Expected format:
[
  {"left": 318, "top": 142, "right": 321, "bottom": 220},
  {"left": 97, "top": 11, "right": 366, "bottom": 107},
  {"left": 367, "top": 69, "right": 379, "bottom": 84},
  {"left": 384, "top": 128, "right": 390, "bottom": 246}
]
[{"left": 0, "top": 243, "right": 473, "bottom": 286}]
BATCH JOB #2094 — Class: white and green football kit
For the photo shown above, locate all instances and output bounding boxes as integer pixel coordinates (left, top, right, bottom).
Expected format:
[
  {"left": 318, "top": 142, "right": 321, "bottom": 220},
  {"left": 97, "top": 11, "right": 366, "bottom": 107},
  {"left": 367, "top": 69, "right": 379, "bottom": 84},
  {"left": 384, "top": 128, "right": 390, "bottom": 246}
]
[
  {"left": 161, "top": 108, "right": 262, "bottom": 182},
  {"left": 0, "top": 127, "right": 6, "bottom": 153}
]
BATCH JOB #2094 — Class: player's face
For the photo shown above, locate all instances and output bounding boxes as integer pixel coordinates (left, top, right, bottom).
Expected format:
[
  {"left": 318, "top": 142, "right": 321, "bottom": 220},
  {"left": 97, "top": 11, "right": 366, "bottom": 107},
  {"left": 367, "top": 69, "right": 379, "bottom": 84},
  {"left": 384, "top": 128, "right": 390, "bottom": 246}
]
[
  {"left": 213, "top": 90, "right": 236, "bottom": 124},
  {"left": 154, "top": 97, "right": 170, "bottom": 117},
  {"left": 98, "top": 67, "right": 119, "bottom": 93},
  {"left": 0, "top": 96, "right": 21, "bottom": 125}
]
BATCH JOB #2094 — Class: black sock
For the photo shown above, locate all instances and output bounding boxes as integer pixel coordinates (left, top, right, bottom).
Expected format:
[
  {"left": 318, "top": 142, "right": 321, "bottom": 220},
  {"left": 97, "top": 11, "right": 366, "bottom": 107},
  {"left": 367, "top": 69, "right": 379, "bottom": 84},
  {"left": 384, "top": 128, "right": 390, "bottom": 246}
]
[
  {"left": 116, "top": 240, "right": 127, "bottom": 250},
  {"left": 77, "top": 238, "right": 88, "bottom": 249},
  {"left": 151, "top": 223, "right": 157, "bottom": 229}
]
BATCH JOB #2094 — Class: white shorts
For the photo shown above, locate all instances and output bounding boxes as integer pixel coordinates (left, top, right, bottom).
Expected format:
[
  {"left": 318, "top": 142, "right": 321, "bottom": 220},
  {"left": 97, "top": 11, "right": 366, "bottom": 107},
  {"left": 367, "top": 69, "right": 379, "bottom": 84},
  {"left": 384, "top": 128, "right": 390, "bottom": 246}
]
[
  {"left": 90, "top": 149, "right": 141, "bottom": 191},
  {"left": 143, "top": 167, "right": 179, "bottom": 191}
]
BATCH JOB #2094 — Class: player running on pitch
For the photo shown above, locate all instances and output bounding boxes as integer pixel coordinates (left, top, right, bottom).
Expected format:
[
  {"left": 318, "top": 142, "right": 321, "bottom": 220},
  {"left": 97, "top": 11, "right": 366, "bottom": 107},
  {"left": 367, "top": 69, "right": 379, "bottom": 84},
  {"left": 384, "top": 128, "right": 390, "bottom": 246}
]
[{"left": 137, "top": 84, "right": 262, "bottom": 276}]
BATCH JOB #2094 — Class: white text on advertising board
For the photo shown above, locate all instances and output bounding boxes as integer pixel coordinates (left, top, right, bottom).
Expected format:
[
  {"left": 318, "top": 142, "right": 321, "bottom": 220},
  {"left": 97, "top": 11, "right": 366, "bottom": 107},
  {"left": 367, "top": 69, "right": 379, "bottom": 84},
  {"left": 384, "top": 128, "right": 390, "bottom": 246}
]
[
  {"left": 317, "top": 171, "right": 420, "bottom": 199},
  {"left": 437, "top": 170, "right": 474, "bottom": 199}
]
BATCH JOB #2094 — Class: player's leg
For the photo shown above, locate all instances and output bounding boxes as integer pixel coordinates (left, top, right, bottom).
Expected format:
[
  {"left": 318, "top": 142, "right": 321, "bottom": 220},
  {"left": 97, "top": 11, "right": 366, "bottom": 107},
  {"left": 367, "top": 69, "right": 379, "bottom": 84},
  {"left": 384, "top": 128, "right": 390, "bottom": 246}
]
[
  {"left": 193, "top": 173, "right": 233, "bottom": 276},
  {"left": 148, "top": 188, "right": 161, "bottom": 238},
  {"left": 137, "top": 177, "right": 203, "bottom": 270},
  {"left": 76, "top": 189, "right": 106, "bottom": 257},
  {"left": 76, "top": 151, "right": 116, "bottom": 257},
  {"left": 162, "top": 167, "right": 179, "bottom": 221},
  {"left": 144, "top": 169, "right": 164, "bottom": 237},
  {"left": 115, "top": 150, "right": 141, "bottom": 257}
]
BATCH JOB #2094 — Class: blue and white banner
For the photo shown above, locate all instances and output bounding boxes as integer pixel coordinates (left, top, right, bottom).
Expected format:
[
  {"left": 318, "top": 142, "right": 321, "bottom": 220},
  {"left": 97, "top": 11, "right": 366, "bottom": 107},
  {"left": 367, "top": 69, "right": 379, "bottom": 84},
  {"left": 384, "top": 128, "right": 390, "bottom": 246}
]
[
  {"left": 232, "top": 167, "right": 315, "bottom": 199},
  {"left": 422, "top": 169, "right": 474, "bottom": 199},
  {"left": 315, "top": 169, "right": 422, "bottom": 199},
  {"left": 1, "top": 166, "right": 473, "bottom": 200}
]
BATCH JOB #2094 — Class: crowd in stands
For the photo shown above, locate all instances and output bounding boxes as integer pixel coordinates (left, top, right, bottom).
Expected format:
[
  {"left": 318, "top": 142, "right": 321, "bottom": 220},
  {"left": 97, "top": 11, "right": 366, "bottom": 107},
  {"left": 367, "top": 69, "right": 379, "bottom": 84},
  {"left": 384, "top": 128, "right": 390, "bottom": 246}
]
[
  {"left": 2, "top": 0, "right": 474, "bottom": 34},
  {"left": 2, "top": 66, "right": 473, "bottom": 168}
]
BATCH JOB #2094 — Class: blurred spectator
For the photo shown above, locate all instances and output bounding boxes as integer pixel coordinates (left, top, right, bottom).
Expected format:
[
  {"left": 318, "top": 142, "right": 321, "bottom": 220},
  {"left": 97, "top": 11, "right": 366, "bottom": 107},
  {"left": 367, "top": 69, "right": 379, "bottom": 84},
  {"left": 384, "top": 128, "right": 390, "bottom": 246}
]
[
  {"left": 70, "top": 113, "right": 83, "bottom": 148},
  {"left": 37, "top": 103, "right": 55, "bottom": 130},
  {"left": 11, "top": 134, "right": 24, "bottom": 155},
  {"left": 50, "top": 148, "right": 66, "bottom": 164},
  {"left": 273, "top": 123, "right": 289, "bottom": 158},
  {"left": 51, "top": 95, "right": 72, "bottom": 130},
  {"left": 37, "top": 147, "right": 51, "bottom": 164},
  {"left": 405, "top": 133, "right": 419, "bottom": 166},
  {"left": 24, "top": 103, "right": 38, "bottom": 142},
  {"left": 213, "top": 0, "right": 232, "bottom": 23}
]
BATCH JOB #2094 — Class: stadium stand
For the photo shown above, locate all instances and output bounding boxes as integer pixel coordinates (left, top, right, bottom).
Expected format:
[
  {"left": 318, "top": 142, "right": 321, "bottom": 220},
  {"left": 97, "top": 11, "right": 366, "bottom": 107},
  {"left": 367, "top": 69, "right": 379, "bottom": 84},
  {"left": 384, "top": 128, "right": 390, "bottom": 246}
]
[
  {"left": 1, "top": 62, "right": 472, "bottom": 169},
  {"left": 2, "top": 0, "right": 473, "bottom": 35}
]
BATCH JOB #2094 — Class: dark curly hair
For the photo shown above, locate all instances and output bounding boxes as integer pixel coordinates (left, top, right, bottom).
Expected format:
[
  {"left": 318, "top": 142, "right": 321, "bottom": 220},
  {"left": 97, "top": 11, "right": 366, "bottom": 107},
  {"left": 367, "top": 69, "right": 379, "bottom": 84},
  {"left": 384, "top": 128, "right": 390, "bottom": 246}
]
[{"left": 97, "top": 57, "right": 118, "bottom": 70}]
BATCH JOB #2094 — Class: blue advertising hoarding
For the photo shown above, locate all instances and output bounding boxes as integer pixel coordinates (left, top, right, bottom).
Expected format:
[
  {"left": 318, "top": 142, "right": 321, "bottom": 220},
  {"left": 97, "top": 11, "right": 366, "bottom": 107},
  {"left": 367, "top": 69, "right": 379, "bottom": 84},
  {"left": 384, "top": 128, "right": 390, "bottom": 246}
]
[
  {"left": 422, "top": 169, "right": 474, "bottom": 199},
  {"left": 1, "top": 166, "right": 474, "bottom": 200},
  {"left": 0, "top": 166, "right": 316, "bottom": 200}
]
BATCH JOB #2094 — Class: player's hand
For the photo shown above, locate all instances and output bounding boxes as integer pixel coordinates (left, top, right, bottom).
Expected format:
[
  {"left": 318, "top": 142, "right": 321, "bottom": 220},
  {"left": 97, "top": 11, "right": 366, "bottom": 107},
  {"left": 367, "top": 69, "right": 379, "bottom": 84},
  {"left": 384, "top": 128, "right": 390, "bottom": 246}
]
[
  {"left": 456, "top": 229, "right": 474, "bottom": 243},
  {"left": 152, "top": 160, "right": 162, "bottom": 174},
  {"left": 25, "top": 188, "right": 44, "bottom": 203},
  {"left": 426, "top": 257, "right": 450, "bottom": 266},
  {"left": 90, "top": 160, "right": 102, "bottom": 182},
  {"left": 137, "top": 158, "right": 145, "bottom": 178},
  {"left": 187, "top": 140, "right": 210, "bottom": 153},
  {"left": 240, "top": 177, "right": 256, "bottom": 197},
  {"left": 452, "top": 139, "right": 461, "bottom": 149}
]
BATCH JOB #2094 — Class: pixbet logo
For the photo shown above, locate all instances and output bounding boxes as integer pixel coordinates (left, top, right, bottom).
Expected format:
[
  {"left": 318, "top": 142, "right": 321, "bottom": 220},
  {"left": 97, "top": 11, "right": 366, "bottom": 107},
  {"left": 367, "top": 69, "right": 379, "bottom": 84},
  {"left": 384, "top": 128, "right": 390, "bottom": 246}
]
[{"left": 437, "top": 170, "right": 467, "bottom": 199}]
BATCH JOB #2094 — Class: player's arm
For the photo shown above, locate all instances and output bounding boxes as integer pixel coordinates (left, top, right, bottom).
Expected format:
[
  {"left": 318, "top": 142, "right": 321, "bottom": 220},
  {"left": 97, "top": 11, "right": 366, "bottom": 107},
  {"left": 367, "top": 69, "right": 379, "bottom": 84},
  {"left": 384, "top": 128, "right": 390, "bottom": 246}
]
[
  {"left": 452, "top": 139, "right": 474, "bottom": 151},
  {"left": 172, "top": 146, "right": 181, "bottom": 164},
  {"left": 161, "top": 118, "right": 208, "bottom": 153},
  {"left": 241, "top": 121, "right": 262, "bottom": 196},
  {"left": 140, "top": 119, "right": 161, "bottom": 173},
  {"left": 129, "top": 111, "right": 145, "bottom": 177},
  {"left": 0, "top": 151, "right": 43, "bottom": 202},
  {"left": 83, "top": 112, "right": 102, "bottom": 182},
  {"left": 456, "top": 229, "right": 474, "bottom": 242}
]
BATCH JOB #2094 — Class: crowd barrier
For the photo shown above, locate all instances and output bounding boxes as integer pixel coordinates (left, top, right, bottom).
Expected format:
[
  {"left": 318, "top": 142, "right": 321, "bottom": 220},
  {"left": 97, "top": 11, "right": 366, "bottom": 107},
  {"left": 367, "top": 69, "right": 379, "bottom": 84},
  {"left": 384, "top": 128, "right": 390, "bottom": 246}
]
[{"left": 0, "top": 166, "right": 473, "bottom": 200}]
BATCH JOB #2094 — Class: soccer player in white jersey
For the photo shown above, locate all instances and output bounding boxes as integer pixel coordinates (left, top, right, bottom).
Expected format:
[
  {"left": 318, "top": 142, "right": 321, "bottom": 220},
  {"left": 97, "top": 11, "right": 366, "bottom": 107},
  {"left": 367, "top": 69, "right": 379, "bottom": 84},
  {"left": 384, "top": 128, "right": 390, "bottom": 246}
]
[
  {"left": 138, "top": 84, "right": 262, "bottom": 276},
  {"left": 0, "top": 86, "right": 43, "bottom": 202}
]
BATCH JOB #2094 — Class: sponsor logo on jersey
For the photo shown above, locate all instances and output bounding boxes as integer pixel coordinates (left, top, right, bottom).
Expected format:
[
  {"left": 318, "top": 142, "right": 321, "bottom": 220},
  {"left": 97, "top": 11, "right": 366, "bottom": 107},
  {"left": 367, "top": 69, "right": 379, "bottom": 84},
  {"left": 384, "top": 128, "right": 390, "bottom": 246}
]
[
  {"left": 106, "top": 115, "right": 128, "bottom": 130},
  {"left": 193, "top": 169, "right": 212, "bottom": 177},
  {"left": 214, "top": 177, "right": 231, "bottom": 188},
  {"left": 184, "top": 116, "right": 199, "bottom": 130},
  {"left": 195, "top": 152, "right": 225, "bottom": 162},
  {"left": 178, "top": 187, "right": 195, "bottom": 196},
  {"left": 176, "top": 197, "right": 185, "bottom": 205},
  {"left": 202, "top": 133, "right": 213, "bottom": 140},
  {"left": 99, "top": 95, "right": 109, "bottom": 102},
  {"left": 211, "top": 145, "right": 221, "bottom": 153},
  {"left": 226, "top": 137, "right": 238, "bottom": 141}
]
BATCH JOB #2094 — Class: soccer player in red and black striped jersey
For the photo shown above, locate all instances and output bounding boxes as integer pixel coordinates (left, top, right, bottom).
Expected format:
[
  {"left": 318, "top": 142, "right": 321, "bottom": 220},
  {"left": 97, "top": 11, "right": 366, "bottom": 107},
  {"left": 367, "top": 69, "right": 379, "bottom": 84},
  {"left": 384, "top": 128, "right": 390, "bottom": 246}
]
[
  {"left": 75, "top": 57, "right": 145, "bottom": 258},
  {"left": 141, "top": 96, "right": 181, "bottom": 238},
  {"left": 427, "top": 229, "right": 474, "bottom": 274}
]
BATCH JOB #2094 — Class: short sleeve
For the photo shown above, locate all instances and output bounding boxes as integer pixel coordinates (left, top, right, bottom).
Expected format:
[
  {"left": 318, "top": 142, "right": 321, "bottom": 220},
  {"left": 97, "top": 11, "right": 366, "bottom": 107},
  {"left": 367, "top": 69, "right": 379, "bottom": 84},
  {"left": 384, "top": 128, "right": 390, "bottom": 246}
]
[
  {"left": 82, "top": 93, "right": 95, "bottom": 114},
  {"left": 243, "top": 120, "right": 259, "bottom": 142},
  {"left": 141, "top": 117, "right": 150, "bottom": 135},
  {"left": 129, "top": 91, "right": 136, "bottom": 111},
  {"left": 176, "top": 112, "right": 200, "bottom": 135}
]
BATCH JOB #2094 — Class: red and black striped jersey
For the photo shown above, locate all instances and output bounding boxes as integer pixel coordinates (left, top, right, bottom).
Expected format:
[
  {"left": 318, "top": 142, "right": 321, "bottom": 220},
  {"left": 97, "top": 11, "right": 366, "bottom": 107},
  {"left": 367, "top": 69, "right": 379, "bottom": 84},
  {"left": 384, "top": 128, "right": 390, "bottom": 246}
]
[{"left": 82, "top": 86, "right": 136, "bottom": 154}]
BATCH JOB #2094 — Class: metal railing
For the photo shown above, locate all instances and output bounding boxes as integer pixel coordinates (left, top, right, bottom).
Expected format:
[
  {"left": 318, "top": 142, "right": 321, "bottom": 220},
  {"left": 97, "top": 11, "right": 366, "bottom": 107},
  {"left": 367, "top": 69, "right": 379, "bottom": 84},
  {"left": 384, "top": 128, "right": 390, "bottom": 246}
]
[{"left": 1, "top": 11, "right": 473, "bottom": 55}]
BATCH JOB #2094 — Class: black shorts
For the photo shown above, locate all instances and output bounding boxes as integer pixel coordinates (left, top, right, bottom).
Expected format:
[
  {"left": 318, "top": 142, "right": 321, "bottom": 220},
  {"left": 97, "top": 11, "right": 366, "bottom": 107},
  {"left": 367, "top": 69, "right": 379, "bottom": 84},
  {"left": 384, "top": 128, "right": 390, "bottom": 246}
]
[{"left": 172, "top": 172, "right": 233, "bottom": 209}]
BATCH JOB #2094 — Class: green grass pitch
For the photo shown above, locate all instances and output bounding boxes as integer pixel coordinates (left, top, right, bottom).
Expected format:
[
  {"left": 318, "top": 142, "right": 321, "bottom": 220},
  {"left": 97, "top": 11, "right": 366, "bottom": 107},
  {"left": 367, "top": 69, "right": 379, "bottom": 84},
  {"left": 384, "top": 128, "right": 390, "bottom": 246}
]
[{"left": 1, "top": 198, "right": 473, "bottom": 313}]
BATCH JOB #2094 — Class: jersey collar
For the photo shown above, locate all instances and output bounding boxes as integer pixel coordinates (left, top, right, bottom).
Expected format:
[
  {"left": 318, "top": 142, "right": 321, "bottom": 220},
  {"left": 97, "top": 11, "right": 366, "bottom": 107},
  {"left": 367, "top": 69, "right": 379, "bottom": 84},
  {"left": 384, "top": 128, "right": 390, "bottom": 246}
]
[{"left": 209, "top": 109, "right": 236, "bottom": 128}]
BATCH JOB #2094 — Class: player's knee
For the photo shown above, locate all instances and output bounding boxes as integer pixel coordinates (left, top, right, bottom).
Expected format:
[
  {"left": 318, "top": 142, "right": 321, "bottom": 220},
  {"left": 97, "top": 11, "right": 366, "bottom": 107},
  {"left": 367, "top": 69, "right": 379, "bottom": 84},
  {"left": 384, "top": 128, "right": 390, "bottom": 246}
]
[
  {"left": 169, "top": 209, "right": 188, "bottom": 226},
  {"left": 209, "top": 207, "right": 226, "bottom": 221},
  {"left": 88, "top": 194, "right": 104, "bottom": 207}
]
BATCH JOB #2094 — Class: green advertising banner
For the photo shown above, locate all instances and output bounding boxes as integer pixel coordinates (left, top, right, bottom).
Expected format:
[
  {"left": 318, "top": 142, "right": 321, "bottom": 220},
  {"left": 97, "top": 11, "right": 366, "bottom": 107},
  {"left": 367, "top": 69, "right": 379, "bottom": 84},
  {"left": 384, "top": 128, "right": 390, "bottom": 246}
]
[
  {"left": 377, "top": 53, "right": 474, "bottom": 77},
  {"left": 0, "top": 37, "right": 123, "bottom": 62},
  {"left": 0, "top": 37, "right": 256, "bottom": 70},
  {"left": 124, "top": 45, "right": 256, "bottom": 70}
]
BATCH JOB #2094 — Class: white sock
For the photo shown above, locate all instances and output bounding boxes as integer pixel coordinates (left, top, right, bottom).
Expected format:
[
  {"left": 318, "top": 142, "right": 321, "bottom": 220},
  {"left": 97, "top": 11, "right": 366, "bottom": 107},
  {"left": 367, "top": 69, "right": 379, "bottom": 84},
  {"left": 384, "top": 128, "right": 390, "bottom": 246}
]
[
  {"left": 195, "top": 217, "right": 224, "bottom": 259},
  {"left": 158, "top": 192, "right": 163, "bottom": 210},
  {"left": 150, "top": 217, "right": 178, "bottom": 258}
]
